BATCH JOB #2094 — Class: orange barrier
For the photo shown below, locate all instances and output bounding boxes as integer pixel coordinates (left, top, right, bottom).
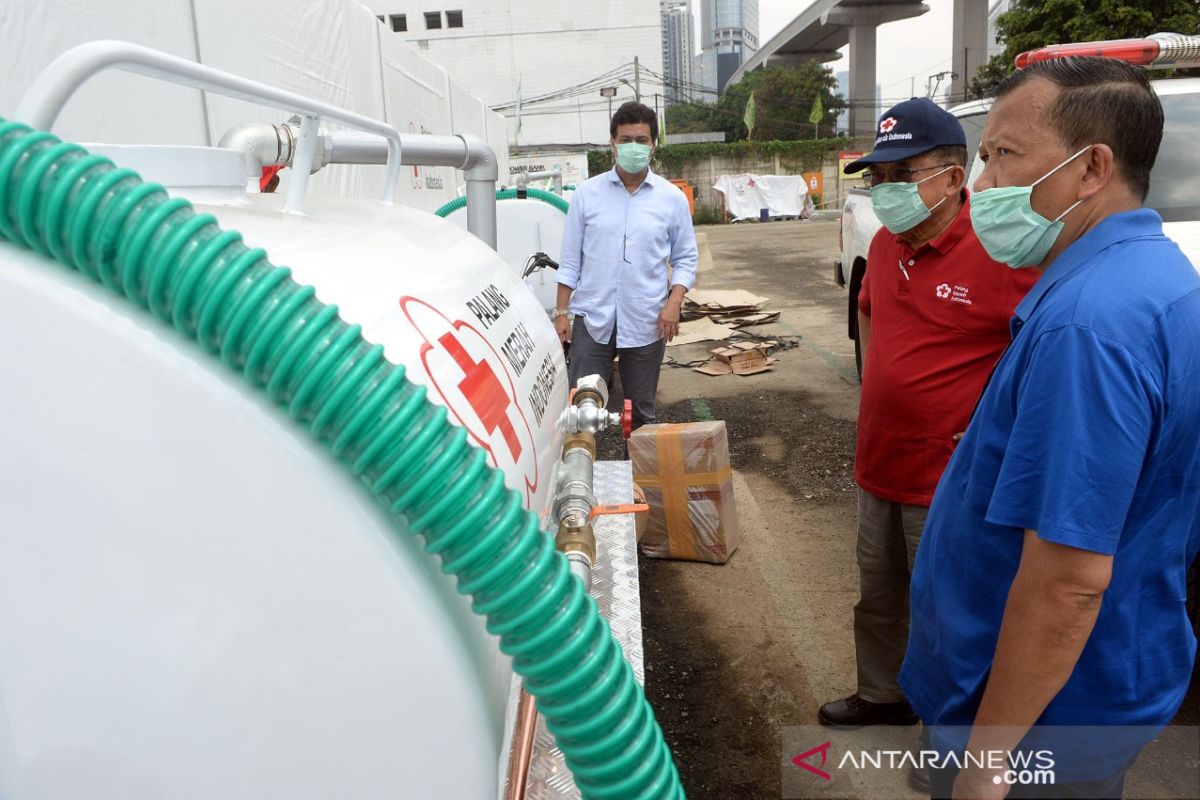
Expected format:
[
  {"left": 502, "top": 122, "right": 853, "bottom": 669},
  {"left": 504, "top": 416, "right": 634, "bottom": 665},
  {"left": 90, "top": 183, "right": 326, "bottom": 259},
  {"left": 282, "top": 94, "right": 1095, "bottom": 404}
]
[{"left": 669, "top": 179, "right": 695, "bottom": 216}]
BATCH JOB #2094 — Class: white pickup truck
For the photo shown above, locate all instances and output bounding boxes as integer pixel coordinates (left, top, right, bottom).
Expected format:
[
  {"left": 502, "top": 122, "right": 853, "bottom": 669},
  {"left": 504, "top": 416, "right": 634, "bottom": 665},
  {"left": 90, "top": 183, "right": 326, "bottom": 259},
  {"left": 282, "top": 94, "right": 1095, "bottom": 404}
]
[{"left": 834, "top": 75, "right": 1200, "bottom": 379}]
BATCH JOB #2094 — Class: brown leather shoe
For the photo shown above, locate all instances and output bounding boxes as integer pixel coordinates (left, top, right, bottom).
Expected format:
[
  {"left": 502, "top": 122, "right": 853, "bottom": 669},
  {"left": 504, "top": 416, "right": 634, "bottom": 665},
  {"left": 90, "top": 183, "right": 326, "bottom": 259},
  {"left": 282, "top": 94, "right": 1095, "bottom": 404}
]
[{"left": 817, "top": 693, "right": 919, "bottom": 729}]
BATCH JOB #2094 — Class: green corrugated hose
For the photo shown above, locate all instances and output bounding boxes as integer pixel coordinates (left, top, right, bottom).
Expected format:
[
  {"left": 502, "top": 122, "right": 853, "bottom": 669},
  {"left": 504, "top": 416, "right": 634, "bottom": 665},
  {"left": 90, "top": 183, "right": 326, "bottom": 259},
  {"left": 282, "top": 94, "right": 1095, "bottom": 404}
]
[
  {"left": 435, "top": 186, "right": 570, "bottom": 218},
  {"left": 0, "top": 118, "right": 684, "bottom": 800}
]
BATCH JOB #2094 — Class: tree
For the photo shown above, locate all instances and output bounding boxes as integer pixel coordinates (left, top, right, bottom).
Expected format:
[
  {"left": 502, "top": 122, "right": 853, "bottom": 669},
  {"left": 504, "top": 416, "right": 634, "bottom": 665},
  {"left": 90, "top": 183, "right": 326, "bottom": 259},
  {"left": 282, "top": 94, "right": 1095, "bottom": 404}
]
[
  {"left": 970, "top": 0, "right": 1200, "bottom": 99},
  {"left": 664, "top": 101, "right": 722, "bottom": 135},
  {"left": 664, "top": 62, "right": 846, "bottom": 141},
  {"left": 720, "top": 64, "right": 846, "bottom": 140}
]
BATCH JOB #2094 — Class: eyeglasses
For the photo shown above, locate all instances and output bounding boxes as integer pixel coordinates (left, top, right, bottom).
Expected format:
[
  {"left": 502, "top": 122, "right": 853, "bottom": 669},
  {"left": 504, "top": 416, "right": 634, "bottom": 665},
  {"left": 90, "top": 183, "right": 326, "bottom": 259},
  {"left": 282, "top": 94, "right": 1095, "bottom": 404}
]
[{"left": 862, "top": 163, "right": 955, "bottom": 188}]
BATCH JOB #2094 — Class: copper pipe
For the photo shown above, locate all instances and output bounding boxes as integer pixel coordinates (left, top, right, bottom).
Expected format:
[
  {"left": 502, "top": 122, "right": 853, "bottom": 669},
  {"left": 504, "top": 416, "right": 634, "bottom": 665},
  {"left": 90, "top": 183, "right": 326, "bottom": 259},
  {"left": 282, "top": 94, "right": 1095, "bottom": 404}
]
[{"left": 503, "top": 685, "right": 539, "bottom": 800}]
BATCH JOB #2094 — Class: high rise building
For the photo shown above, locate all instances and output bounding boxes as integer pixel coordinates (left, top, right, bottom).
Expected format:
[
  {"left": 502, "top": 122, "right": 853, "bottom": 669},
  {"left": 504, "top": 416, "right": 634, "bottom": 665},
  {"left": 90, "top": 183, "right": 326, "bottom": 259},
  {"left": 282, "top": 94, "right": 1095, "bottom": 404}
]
[
  {"left": 693, "top": 49, "right": 718, "bottom": 101},
  {"left": 987, "top": 0, "right": 1013, "bottom": 57},
  {"left": 695, "top": 0, "right": 758, "bottom": 95},
  {"left": 835, "top": 70, "right": 849, "bottom": 134},
  {"left": 661, "top": 1, "right": 696, "bottom": 104}
]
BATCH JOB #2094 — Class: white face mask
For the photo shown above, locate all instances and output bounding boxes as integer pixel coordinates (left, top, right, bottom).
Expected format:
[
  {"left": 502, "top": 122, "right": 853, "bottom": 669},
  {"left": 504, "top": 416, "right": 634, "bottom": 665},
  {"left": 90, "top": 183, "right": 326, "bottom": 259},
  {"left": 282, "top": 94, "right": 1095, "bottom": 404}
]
[
  {"left": 870, "top": 165, "right": 955, "bottom": 234},
  {"left": 970, "top": 145, "right": 1092, "bottom": 268},
  {"left": 615, "top": 142, "right": 652, "bottom": 174}
]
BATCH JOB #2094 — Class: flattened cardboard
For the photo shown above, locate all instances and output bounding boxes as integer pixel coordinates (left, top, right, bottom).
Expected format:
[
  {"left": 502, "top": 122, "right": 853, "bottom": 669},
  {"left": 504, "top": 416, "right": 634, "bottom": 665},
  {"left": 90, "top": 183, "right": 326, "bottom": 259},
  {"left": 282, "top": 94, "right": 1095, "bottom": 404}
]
[
  {"left": 685, "top": 288, "right": 770, "bottom": 308},
  {"left": 669, "top": 318, "right": 735, "bottom": 347},
  {"left": 725, "top": 311, "right": 781, "bottom": 329},
  {"left": 712, "top": 345, "right": 767, "bottom": 365},
  {"left": 734, "top": 356, "right": 776, "bottom": 376},
  {"left": 730, "top": 355, "right": 767, "bottom": 374},
  {"left": 694, "top": 360, "right": 733, "bottom": 376}
]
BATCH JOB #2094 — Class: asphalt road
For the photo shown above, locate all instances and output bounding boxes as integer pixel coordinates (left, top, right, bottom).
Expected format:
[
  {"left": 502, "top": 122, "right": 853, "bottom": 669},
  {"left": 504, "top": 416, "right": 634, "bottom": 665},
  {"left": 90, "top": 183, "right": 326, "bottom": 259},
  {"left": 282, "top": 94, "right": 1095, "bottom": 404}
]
[{"left": 613, "top": 219, "right": 1200, "bottom": 800}]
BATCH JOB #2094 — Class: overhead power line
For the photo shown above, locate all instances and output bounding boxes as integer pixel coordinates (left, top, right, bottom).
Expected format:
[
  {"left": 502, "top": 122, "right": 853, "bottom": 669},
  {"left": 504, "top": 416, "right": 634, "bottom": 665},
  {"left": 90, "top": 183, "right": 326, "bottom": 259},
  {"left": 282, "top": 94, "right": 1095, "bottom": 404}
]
[{"left": 491, "top": 63, "right": 637, "bottom": 111}]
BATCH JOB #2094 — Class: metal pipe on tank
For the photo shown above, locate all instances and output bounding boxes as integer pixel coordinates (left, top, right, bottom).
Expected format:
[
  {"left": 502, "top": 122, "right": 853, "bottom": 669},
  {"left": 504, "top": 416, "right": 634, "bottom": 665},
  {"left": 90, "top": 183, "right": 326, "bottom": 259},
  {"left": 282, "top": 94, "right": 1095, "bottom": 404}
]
[
  {"left": 553, "top": 431, "right": 597, "bottom": 589},
  {"left": 464, "top": 175, "right": 498, "bottom": 250},
  {"left": 551, "top": 375, "right": 622, "bottom": 590},
  {"left": 284, "top": 115, "right": 321, "bottom": 214},
  {"left": 214, "top": 124, "right": 500, "bottom": 248},
  {"left": 502, "top": 686, "right": 538, "bottom": 800},
  {"left": 217, "top": 122, "right": 295, "bottom": 181},
  {"left": 324, "top": 130, "right": 500, "bottom": 250},
  {"left": 325, "top": 131, "right": 389, "bottom": 164},
  {"left": 515, "top": 169, "right": 563, "bottom": 196}
]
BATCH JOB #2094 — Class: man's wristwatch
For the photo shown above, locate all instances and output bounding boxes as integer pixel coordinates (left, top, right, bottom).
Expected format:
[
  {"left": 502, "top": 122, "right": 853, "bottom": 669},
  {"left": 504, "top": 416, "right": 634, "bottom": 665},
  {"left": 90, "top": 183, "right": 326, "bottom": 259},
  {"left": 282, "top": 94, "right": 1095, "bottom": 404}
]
[{"left": 553, "top": 308, "right": 569, "bottom": 318}]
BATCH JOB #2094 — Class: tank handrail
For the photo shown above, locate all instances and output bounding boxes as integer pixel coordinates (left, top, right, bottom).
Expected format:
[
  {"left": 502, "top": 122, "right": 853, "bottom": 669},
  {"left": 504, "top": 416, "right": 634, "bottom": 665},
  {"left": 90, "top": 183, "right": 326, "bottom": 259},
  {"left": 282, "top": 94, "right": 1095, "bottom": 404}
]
[{"left": 15, "top": 40, "right": 404, "bottom": 212}]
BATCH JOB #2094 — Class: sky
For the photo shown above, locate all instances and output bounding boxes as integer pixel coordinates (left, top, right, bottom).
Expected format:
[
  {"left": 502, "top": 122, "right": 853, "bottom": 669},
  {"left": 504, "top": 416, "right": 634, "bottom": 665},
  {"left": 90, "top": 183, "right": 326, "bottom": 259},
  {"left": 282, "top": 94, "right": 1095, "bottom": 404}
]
[{"left": 746, "top": 0, "right": 960, "bottom": 106}]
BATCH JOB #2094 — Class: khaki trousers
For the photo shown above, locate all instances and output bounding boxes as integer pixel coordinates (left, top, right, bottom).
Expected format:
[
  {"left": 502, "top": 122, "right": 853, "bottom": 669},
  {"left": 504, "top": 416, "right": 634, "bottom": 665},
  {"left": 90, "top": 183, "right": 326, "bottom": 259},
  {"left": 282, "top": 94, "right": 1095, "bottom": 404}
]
[{"left": 853, "top": 487, "right": 928, "bottom": 704}]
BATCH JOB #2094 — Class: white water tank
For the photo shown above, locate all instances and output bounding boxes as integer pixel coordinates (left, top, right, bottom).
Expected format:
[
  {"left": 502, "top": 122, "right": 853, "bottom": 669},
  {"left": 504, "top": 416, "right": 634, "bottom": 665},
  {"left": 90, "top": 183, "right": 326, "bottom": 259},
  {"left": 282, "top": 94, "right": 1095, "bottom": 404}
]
[
  {"left": 443, "top": 196, "right": 569, "bottom": 314},
  {"left": 0, "top": 145, "right": 569, "bottom": 799}
]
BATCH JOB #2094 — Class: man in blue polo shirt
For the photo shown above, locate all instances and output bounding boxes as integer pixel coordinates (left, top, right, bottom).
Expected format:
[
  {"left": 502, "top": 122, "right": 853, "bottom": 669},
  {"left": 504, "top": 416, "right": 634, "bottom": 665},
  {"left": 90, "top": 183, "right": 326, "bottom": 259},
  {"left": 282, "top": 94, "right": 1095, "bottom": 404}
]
[{"left": 900, "top": 57, "right": 1200, "bottom": 798}]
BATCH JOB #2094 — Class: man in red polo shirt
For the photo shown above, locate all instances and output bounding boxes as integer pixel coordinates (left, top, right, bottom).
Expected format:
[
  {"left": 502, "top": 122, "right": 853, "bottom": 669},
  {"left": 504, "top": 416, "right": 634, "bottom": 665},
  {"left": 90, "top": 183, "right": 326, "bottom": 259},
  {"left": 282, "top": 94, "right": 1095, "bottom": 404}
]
[{"left": 818, "top": 98, "right": 1038, "bottom": 733}]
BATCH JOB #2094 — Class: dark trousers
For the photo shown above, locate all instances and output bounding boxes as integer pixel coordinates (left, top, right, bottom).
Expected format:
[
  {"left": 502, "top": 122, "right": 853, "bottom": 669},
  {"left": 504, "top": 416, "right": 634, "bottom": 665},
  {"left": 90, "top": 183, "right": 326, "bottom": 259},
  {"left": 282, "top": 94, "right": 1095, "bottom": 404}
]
[
  {"left": 567, "top": 316, "right": 665, "bottom": 429},
  {"left": 929, "top": 759, "right": 1133, "bottom": 799}
]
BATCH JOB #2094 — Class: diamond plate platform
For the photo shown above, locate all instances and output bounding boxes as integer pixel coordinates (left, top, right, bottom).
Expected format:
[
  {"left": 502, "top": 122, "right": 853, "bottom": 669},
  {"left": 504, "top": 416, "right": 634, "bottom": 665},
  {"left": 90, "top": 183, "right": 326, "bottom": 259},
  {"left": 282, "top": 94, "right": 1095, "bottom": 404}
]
[{"left": 522, "top": 459, "right": 643, "bottom": 800}]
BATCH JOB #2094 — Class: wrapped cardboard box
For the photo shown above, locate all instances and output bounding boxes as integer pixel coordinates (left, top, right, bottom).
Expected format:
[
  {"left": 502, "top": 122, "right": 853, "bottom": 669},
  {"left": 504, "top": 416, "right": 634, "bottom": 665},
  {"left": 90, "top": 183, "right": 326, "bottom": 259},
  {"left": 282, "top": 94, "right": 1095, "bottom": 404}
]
[{"left": 629, "top": 421, "right": 738, "bottom": 564}]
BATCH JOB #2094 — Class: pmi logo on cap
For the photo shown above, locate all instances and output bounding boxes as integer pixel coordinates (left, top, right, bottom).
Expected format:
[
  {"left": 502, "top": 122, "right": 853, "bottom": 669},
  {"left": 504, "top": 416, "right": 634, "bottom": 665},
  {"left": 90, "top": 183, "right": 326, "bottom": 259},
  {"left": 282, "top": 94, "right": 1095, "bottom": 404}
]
[{"left": 879, "top": 117, "right": 898, "bottom": 134}]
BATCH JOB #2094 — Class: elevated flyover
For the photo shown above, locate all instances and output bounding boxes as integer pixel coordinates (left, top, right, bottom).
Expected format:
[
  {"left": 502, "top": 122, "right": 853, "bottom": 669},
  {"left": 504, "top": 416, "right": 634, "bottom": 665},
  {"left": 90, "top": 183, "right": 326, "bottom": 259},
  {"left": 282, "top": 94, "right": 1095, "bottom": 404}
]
[{"left": 726, "top": 0, "right": 929, "bottom": 136}]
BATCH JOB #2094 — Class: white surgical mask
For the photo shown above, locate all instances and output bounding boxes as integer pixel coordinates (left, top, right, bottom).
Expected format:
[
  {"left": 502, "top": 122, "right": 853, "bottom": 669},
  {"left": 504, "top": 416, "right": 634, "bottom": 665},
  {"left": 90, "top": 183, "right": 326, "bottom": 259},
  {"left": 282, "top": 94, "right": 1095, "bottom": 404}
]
[
  {"left": 870, "top": 165, "right": 955, "bottom": 234},
  {"left": 970, "top": 145, "right": 1092, "bottom": 268},
  {"left": 615, "top": 142, "right": 652, "bottom": 174}
]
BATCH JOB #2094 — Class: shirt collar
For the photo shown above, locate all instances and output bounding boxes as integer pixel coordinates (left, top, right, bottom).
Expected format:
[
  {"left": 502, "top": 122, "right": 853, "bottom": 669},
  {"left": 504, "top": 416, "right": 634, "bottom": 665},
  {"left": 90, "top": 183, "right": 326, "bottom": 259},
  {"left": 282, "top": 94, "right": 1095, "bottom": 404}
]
[
  {"left": 897, "top": 191, "right": 970, "bottom": 257},
  {"left": 608, "top": 166, "right": 657, "bottom": 188},
  {"left": 1012, "top": 207, "right": 1164, "bottom": 331},
  {"left": 926, "top": 191, "right": 972, "bottom": 255}
]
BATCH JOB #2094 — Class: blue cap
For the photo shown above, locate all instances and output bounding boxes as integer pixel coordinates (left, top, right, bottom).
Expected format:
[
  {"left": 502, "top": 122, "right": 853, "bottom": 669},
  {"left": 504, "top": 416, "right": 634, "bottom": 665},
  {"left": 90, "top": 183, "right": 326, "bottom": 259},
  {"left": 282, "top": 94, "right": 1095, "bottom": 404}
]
[{"left": 842, "top": 97, "right": 966, "bottom": 173}]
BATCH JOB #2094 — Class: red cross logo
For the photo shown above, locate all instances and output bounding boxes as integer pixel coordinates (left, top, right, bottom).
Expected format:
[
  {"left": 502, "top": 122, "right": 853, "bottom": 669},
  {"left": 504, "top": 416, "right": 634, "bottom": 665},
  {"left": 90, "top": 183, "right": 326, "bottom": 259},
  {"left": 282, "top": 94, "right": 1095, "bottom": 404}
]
[
  {"left": 438, "top": 332, "right": 522, "bottom": 460},
  {"left": 879, "top": 117, "right": 898, "bottom": 133},
  {"left": 398, "top": 296, "right": 540, "bottom": 506},
  {"left": 792, "top": 741, "right": 833, "bottom": 781}
]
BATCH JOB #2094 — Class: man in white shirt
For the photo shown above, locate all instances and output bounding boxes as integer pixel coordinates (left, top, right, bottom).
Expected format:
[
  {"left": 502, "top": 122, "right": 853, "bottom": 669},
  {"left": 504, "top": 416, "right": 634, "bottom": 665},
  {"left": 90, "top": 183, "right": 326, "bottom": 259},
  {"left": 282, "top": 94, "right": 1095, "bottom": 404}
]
[{"left": 555, "top": 101, "right": 699, "bottom": 428}]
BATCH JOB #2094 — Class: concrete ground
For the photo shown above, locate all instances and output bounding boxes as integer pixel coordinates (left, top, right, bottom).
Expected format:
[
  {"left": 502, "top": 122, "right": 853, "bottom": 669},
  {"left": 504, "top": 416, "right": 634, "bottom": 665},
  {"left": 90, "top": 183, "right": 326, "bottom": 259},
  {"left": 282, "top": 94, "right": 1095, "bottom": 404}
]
[{"left": 613, "top": 220, "right": 1200, "bottom": 800}]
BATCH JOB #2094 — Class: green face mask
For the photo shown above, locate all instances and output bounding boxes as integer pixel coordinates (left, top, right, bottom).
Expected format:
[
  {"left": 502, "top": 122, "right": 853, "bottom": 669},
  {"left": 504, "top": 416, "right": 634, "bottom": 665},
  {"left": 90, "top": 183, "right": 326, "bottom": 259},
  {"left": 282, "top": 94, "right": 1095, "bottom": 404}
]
[
  {"left": 615, "top": 142, "right": 652, "bottom": 174},
  {"left": 969, "top": 145, "right": 1092, "bottom": 268},
  {"left": 870, "top": 165, "right": 954, "bottom": 234}
]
